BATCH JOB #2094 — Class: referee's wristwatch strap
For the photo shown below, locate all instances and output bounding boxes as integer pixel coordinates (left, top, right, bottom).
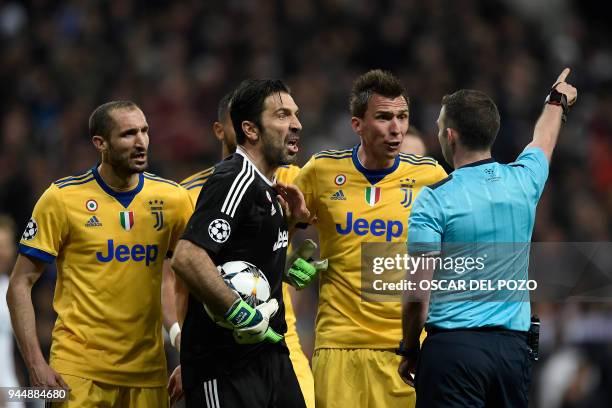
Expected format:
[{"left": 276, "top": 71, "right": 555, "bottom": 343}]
[
  {"left": 396, "top": 340, "right": 420, "bottom": 359},
  {"left": 545, "top": 88, "right": 569, "bottom": 122}
]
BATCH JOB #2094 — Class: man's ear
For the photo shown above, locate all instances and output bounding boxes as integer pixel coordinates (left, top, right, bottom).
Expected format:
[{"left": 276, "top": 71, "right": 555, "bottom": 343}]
[
  {"left": 242, "top": 121, "right": 259, "bottom": 143},
  {"left": 213, "top": 122, "right": 225, "bottom": 142},
  {"left": 351, "top": 117, "right": 362, "bottom": 136},
  {"left": 92, "top": 135, "right": 107, "bottom": 153},
  {"left": 447, "top": 128, "right": 457, "bottom": 144}
]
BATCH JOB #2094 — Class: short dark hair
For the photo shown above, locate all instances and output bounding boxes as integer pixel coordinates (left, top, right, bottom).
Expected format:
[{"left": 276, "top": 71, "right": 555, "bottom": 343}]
[
  {"left": 89, "top": 100, "right": 140, "bottom": 139},
  {"left": 350, "top": 69, "right": 409, "bottom": 118},
  {"left": 441, "top": 90, "right": 500, "bottom": 150},
  {"left": 217, "top": 91, "right": 234, "bottom": 123},
  {"left": 230, "top": 79, "right": 291, "bottom": 145}
]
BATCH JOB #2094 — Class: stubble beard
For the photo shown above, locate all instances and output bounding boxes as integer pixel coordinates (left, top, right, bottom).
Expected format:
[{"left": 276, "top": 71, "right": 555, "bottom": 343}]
[
  {"left": 107, "top": 145, "right": 148, "bottom": 177},
  {"left": 262, "top": 131, "right": 295, "bottom": 167}
]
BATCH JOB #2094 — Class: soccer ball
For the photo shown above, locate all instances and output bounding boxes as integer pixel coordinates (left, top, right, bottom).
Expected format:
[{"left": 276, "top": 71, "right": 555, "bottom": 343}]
[{"left": 204, "top": 260, "right": 271, "bottom": 329}]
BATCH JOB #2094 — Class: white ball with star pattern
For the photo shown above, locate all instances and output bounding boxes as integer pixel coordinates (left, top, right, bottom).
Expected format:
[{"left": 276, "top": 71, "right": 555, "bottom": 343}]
[
  {"left": 208, "top": 218, "right": 231, "bottom": 243},
  {"left": 21, "top": 218, "right": 38, "bottom": 241},
  {"left": 203, "top": 260, "right": 271, "bottom": 329}
]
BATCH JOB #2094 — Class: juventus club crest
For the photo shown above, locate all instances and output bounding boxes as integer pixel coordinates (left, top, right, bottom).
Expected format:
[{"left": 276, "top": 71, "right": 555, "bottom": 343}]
[
  {"left": 149, "top": 200, "right": 164, "bottom": 231},
  {"left": 400, "top": 178, "right": 416, "bottom": 208}
]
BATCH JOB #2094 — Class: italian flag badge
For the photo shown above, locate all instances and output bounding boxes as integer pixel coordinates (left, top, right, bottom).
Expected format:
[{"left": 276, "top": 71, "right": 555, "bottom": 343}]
[
  {"left": 119, "top": 211, "right": 134, "bottom": 231},
  {"left": 365, "top": 187, "right": 381, "bottom": 206}
]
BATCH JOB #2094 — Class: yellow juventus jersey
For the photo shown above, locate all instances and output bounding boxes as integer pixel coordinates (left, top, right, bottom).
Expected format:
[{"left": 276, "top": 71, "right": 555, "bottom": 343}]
[
  {"left": 275, "top": 164, "right": 301, "bottom": 186},
  {"left": 294, "top": 147, "right": 447, "bottom": 350},
  {"left": 180, "top": 163, "right": 303, "bottom": 347},
  {"left": 180, "top": 164, "right": 300, "bottom": 204},
  {"left": 19, "top": 167, "right": 192, "bottom": 387}
]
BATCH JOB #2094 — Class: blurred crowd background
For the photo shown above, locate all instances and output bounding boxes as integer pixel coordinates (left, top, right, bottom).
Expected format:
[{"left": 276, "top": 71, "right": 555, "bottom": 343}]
[{"left": 1, "top": 0, "right": 611, "bottom": 407}]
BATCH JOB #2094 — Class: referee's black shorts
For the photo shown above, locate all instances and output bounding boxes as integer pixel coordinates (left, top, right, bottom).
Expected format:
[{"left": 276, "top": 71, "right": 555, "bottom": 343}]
[
  {"left": 184, "top": 347, "right": 305, "bottom": 408},
  {"left": 415, "top": 328, "right": 533, "bottom": 408}
]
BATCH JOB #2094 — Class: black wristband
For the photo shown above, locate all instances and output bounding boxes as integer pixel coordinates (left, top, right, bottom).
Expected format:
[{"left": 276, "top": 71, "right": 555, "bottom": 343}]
[{"left": 545, "top": 88, "right": 569, "bottom": 123}]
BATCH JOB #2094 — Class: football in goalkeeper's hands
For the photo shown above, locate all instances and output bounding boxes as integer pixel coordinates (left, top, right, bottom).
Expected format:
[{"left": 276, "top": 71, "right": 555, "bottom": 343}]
[{"left": 204, "top": 261, "right": 271, "bottom": 329}]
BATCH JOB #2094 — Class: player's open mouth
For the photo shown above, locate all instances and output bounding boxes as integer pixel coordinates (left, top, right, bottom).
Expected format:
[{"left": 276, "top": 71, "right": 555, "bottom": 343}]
[
  {"left": 287, "top": 136, "right": 299, "bottom": 154},
  {"left": 132, "top": 152, "right": 147, "bottom": 162},
  {"left": 386, "top": 141, "right": 401, "bottom": 151}
]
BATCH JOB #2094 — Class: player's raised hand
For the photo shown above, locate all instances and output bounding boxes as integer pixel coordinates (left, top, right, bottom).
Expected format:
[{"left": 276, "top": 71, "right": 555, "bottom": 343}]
[
  {"left": 274, "top": 182, "right": 310, "bottom": 224},
  {"left": 286, "top": 239, "right": 328, "bottom": 289},
  {"left": 552, "top": 67, "right": 577, "bottom": 106}
]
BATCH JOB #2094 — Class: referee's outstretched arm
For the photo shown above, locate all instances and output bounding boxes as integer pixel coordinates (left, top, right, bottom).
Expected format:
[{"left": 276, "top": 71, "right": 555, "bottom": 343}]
[{"left": 527, "top": 68, "right": 578, "bottom": 162}]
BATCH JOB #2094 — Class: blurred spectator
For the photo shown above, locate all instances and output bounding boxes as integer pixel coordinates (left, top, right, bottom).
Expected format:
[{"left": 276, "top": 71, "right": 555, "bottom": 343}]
[
  {"left": 400, "top": 125, "right": 427, "bottom": 156},
  {"left": 0, "top": 214, "right": 24, "bottom": 408}
]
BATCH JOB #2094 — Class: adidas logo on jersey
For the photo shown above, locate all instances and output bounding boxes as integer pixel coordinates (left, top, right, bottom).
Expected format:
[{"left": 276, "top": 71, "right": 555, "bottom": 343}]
[
  {"left": 330, "top": 190, "right": 346, "bottom": 200},
  {"left": 85, "top": 216, "right": 102, "bottom": 227}
]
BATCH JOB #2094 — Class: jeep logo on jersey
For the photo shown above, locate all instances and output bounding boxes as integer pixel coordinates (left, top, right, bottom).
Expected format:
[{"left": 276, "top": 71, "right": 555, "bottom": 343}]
[
  {"left": 335, "top": 212, "right": 403, "bottom": 242},
  {"left": 209, "top": 219, "right": 231, "bottom": 243},
  {"left": 96, "top": 239, "right": 159, "bottom": 266},
  {"left": 21, "top": 218, "right": 38, "bottom": 241},
  {"left": 273, "top": 229, "right": 289, "bottom": 251}
]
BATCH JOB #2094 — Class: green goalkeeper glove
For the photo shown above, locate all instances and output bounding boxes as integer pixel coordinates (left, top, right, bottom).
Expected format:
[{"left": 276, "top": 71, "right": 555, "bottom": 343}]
[
  {"left": 286, "top": 239, "right": 328, "bottom": 290},
  {"left": 224, "top": 298, "right": 283, "bottom": 344}
]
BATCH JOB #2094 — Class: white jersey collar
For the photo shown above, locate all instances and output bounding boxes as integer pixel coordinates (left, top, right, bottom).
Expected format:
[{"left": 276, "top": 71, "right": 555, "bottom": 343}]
[{"left": 236, "top": 147, "right": 276, "bottom": 186}]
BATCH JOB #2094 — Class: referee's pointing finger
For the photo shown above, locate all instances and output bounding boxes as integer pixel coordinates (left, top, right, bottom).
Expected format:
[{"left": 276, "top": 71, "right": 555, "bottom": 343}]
[{"left": 554, "top": 67, "right": 570, "bottom": 87}]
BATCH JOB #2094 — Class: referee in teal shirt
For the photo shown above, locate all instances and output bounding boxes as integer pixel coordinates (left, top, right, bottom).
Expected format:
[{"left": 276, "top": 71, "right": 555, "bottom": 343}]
[{"left": 398, "top": 69, "right": 577, "bottom": 407}]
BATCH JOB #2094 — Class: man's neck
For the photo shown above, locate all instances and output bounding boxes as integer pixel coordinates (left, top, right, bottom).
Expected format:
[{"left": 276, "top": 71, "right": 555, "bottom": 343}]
[
  {"left": 453, "top": 149, "right": 492, "bottom": 169},
  {"left": 357, "top": 145, "right": 395, "bottom": 170},
  {"left": 97, "top": 163, "right": 139, "bottom": 191},
  {"left": 222, "top": 144, "right": 231, "bottom": 159},
  {"left": 237, "top": 145, "right": 277, "bottom": 181}
]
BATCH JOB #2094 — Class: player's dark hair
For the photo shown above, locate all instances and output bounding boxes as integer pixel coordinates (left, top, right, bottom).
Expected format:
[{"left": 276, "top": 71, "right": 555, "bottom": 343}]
[
  {"left": 441, "top": 90, "right": 500, "bottom": 150},
  {"left": 89, "top": 100, "right": 140, "bottom": 139},
  {"left": 230, "top": 79, "right": 291, "bottom": 145},
  {"left": 217, "top": 91, "right": 234, "bottom": 123},
  {"left": 350, "top": 69, "right": 409, "bottom": 118}
]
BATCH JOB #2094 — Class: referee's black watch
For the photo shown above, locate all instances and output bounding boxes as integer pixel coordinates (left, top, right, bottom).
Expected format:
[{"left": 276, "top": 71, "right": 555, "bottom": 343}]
[
  {"left": 396, "top": 340, "right": 419, "bottom": 360},
  {"left": 545, "top": 87, "right": 569, "bottom": 123}
]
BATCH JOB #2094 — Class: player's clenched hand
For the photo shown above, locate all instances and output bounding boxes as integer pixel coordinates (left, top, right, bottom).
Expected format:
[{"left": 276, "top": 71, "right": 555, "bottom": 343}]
[
  {"left": 29, "top": 361, "right": 69, "bottom": 390},
  {"left": 274, "top": 182, "right": 310, "bottom": 224},
  {"left": 168, "top": 365, "right": 183, "bottom": 406},
  {"left": 225, "top": 298, "right": 284, "bottom": 344},
  {"left": 398, "top": 356, "right": 417, "bottom": 387},
  {"left": 286, "top": 239, "right": 328, "bottom": 290},
  {"left": 552, "top": 68, "right": 577, "bottom": 106}
]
